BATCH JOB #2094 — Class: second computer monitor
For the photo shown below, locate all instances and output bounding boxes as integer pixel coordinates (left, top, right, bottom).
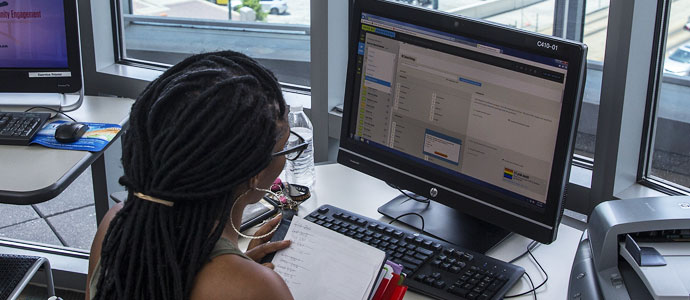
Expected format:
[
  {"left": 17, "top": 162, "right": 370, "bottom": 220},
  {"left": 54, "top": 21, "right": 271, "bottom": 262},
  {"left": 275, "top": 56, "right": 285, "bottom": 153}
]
[
  {"left": 338, "top": 0, "right": 586, "bottom": 249},
  {"left": 0, "top": 0, "right": 82, "bottom": 94}
]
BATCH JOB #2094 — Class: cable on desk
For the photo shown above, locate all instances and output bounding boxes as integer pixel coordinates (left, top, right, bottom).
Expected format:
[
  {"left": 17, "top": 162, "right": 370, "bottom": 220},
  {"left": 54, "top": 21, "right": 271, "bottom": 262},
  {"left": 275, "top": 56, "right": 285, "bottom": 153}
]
[
  {"left": 504, "top": 241, "right": 548, "bottom": 299},
  {"left": 386, "top": 182, "right": 431, "bottom": 203},
  {"left": 508, "top": 240, "right": 540, "bottom": 263},
  {"left": 24, "top": 106, "right": 78, "bottom": 123},
  {"left": 524, "top": 272, "right": 537, "bottom": 300},
  {"left": 388, "top": 212, "right": 425, "bottom": 234}
]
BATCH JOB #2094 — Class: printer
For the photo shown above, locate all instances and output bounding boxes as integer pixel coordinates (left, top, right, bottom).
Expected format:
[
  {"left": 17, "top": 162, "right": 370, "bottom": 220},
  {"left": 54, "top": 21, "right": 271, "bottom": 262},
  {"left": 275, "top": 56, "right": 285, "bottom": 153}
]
[{"left": 568, "top": 196, "right": 690, "bottom": 299}]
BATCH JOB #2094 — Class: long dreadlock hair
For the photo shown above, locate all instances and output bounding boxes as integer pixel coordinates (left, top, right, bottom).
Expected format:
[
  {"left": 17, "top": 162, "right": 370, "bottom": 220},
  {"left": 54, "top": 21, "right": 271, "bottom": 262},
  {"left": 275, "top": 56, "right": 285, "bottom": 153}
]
[{"left": 93, "top": 50, "right": 287, "bottom": 300}]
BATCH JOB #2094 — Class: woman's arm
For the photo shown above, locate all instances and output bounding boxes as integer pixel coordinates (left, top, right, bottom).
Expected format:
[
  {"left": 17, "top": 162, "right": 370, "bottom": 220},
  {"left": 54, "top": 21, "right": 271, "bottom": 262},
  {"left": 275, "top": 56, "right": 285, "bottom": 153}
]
[
  {"left": 85, "top": 202, "right": 123, "bottom": 300},
  {"left": 191, "top": 254, "right": 294, "bottom": 300}
]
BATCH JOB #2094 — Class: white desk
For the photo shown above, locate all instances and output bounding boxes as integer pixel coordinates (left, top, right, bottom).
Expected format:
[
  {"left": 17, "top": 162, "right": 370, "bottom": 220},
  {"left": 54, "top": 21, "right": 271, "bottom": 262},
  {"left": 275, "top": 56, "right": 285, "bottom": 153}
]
[
  {"left": 243, "top": 163, "right": 583, "bottom": 299},
  {"left": 0, "top": 96, "right": 134, "bottom": 224}
]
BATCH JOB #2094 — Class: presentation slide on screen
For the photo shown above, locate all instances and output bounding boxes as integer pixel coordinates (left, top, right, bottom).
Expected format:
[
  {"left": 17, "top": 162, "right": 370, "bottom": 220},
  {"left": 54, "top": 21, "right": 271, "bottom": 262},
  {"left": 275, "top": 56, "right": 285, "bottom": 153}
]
[{"left": 0, "top": 1, "right": 68, "bottom": 68}]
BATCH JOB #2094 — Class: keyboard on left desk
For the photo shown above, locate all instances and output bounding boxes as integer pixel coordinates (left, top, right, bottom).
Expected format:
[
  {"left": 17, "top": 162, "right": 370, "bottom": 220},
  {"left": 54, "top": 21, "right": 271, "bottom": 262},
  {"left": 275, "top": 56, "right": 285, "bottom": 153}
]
[{"left": 0, "top": 112, "right": 50, "bottom": 145}]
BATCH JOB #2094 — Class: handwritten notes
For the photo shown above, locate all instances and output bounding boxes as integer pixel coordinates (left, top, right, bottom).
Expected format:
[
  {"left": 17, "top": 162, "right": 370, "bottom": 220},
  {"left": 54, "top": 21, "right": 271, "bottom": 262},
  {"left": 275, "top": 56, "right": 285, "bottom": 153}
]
[{"left": 272, "top": 217, "right": 386, "bottom": 300}]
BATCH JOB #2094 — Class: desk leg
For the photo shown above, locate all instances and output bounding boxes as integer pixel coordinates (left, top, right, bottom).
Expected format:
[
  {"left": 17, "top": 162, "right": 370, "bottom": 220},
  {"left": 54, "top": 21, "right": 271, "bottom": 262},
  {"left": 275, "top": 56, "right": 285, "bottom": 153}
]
[{"left": 92, "top": 155, "right": 109, "bottom": 226}]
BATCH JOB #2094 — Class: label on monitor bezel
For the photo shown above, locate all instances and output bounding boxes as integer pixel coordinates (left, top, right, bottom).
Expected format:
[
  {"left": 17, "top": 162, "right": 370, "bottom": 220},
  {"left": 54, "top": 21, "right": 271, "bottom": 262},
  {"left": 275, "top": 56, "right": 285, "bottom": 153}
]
[{"left": 28, "top": 71, "right": 72, "bottom": 78}]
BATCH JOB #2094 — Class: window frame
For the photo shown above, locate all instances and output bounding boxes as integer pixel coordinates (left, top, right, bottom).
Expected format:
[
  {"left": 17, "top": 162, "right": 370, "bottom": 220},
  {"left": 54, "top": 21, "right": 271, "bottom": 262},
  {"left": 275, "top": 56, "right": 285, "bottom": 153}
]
[
  {"left": 638, "top": 0, "right": 690, "bottom": 197},
  {"left": 588, "top": 0, "right": 684, "bottom": 210}
]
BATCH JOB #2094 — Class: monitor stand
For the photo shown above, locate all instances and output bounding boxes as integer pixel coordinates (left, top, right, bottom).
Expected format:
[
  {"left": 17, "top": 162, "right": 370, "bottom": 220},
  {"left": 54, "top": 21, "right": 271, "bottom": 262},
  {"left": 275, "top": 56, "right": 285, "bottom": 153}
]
[
  {"left": 378, "top": 194, "right": 510, "bottom": 254},
  {"left": 0, "top": 92, "right": 83, "bottom": 112}
]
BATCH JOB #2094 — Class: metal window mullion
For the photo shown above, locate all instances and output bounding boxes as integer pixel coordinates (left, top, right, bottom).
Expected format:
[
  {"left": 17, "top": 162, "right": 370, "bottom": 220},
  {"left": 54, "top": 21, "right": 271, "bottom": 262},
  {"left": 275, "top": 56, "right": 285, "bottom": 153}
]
[
  {"left": 121, "top": 15, "right": 311, "bottom": 34},
  {"left": 124, "top": 0, "right": 132, "bottom": 14},
  {"left": 311, "top": 0, "right": 329, "bottom": 162},
  {"left": 80, "top": 0, "right": 150, "bottom": 98},
  {"left": 589, "top": 0, "right": 660, "bottom": 210},
  {"left": 553, "top": 0, "right": 586, "bottom": 41},
  {"left": 113, "top": 0, "right": 126, "bottom": 65},
  {"left": 639, "top": 0, "right": 671, "bottom": 186}
]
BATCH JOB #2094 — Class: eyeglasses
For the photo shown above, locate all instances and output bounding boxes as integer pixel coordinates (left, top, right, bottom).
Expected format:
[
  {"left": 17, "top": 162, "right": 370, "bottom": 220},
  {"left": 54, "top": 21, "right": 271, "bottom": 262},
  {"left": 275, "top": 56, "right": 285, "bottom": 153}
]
[{"left": 272, "top": 130, "right": 308, "bottom": 161}]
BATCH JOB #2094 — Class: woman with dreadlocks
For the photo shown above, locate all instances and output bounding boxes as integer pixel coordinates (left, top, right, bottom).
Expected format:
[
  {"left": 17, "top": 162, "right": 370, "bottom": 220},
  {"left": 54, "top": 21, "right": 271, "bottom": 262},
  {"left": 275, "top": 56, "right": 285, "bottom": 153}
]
[{"left": 85, "top": 50, "right": 298, "bottom": 299}]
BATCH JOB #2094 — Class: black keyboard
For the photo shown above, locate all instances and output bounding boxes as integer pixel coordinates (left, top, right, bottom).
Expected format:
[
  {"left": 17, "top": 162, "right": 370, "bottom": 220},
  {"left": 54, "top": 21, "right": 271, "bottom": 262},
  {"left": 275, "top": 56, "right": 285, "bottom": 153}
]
[
  {"left": 0, "top": 112, "right": 50, "bottom": 145},
  {"left": 305, "top": 205, "right": 525, "bottom": 300}
]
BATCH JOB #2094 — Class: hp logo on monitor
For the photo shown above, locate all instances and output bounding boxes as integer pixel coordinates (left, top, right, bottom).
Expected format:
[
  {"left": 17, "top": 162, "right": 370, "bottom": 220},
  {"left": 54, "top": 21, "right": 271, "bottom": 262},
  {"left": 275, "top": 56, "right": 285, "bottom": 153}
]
[{"left": 430, "top": 188, "right": 438, "bottom": 198}]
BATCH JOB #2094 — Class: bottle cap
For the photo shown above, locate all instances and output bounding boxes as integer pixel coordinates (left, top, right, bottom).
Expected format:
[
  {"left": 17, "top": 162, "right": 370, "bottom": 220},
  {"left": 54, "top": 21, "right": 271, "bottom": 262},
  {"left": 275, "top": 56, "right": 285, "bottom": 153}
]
[{"left": 289, "top": 105, "right": 303, "bottom": 112}]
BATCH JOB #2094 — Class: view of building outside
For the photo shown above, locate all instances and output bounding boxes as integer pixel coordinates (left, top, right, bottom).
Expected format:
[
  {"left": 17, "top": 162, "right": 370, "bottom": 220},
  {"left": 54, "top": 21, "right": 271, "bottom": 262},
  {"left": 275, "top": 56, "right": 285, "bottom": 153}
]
[
  {"left": 123, "top": 0, "right": 311, "bottom": 86},
  {"left": 123, "top": 0, "right": 613, "bottom": 87},
  {"left": 651, "top": 0, "right": 690, "bottom": 189},
  {"left": 131, "top": 0, "right": 309, "bottom": 24}
]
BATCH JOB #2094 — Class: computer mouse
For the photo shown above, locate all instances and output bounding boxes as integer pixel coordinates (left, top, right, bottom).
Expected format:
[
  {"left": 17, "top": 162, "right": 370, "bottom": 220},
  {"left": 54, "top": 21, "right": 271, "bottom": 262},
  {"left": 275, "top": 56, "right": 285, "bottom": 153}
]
[{"left": 54, "top": 122, "right": 89, "bottom": 143}]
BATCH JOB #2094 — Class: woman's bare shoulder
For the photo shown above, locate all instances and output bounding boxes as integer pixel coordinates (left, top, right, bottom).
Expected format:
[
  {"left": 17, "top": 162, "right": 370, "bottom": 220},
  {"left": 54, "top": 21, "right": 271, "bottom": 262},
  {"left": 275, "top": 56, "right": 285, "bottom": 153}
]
[{"left": 191, "top": 254, "right": 293, "bottom": 300}]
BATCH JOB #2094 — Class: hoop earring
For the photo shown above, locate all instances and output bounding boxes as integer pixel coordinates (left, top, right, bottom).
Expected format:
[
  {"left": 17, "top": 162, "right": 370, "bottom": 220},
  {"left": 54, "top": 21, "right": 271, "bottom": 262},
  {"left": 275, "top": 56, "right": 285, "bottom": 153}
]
[{"left": 229, "top": 187, "right": 281, "bottom": 240}]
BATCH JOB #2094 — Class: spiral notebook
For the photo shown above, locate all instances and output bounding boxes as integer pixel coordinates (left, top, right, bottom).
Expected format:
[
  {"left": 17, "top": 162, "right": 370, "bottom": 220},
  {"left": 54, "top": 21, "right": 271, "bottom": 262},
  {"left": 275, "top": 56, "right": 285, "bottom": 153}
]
[{"left": 272, "top": 217, "right": 387, "bottom": 300}]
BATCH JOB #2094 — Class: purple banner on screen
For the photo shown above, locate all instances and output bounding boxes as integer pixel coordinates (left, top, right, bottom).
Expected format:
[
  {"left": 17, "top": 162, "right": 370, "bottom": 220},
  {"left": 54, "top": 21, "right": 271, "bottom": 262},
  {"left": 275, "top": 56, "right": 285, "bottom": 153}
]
[{"left": 0, "top": 0, "right": 68, "bottom": 68}]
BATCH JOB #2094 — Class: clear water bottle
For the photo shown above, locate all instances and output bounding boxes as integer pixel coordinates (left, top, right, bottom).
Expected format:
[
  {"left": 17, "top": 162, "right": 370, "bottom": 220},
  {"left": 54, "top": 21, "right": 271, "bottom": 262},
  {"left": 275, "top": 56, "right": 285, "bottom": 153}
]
[{"left": 286, "top": 105, "right": 315, "bottom": 188}]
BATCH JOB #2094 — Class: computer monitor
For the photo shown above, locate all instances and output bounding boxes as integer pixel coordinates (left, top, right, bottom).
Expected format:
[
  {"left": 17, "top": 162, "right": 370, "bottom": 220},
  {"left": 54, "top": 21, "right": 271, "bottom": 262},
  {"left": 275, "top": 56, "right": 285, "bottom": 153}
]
[
  {"left": 0, "top": 0, "right": 83, "bottom": 110},
  {"left": 338, "top": 0, "right": 587, "bottom": 252}
]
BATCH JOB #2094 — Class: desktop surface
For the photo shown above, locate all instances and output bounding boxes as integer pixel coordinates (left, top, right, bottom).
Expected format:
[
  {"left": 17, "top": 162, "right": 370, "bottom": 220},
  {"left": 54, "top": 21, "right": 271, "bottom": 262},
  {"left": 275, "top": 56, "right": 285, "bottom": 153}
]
[
  {"left": 0, "top": 96, "right": 133, "bottom": 204},
  {"left": 240, "top": 163, "right": 584, "bottom": 299}
]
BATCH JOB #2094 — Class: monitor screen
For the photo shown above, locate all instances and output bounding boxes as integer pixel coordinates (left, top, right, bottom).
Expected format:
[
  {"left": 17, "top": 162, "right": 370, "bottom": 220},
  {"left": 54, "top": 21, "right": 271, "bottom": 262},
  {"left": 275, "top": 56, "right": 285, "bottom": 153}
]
[
  {"left": 0, "top": 0, "right": 81, "bottom": 93},
  {"left": 339, "top": 0, "right": 586, "bottom": 246},
  {"left": 0, "top": 1, "right": 69, "bottom": 69}
]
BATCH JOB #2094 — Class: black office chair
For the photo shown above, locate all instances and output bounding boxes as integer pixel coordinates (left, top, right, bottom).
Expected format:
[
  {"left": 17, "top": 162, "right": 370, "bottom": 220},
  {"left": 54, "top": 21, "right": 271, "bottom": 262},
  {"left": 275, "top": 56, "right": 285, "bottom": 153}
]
[{"left": 0, "top": 254, "right": 56, "bottom": 300}]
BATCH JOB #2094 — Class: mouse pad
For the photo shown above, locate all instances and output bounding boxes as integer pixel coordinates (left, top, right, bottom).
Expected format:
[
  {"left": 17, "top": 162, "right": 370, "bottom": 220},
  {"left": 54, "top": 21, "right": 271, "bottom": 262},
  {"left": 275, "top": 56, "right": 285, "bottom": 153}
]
[{"left": 31, "top": 120, "right": 122, "bottom": 152}]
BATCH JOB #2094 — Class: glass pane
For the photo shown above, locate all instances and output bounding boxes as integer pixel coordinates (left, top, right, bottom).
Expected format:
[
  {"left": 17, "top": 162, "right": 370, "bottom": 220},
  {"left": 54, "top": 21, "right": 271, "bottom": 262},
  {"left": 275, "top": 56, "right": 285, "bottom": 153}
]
[
  {"left": 124, "top": 0, "right": 310, "bottom": 86},
  {"left": 481, "top": 1, "right": 555, "bottom": 34},
  {"left": 650, "top": 0, "right": 690, "bottom": 189},
  {"left": 575, "top": 0, "right": 609, "bottom": 160}
]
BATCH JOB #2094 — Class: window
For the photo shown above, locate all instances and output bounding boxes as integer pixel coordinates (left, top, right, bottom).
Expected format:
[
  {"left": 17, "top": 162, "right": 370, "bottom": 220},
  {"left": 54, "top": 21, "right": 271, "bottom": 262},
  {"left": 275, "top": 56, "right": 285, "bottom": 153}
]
[
  {"left": 648, "top": 0, "right": 690, "bottom": 190},
  {"left": 577, "top": 1, "right": 609, "bottom": 161},
  {"left": 119, "top": 0, "right": 311, "bottom": 86}
]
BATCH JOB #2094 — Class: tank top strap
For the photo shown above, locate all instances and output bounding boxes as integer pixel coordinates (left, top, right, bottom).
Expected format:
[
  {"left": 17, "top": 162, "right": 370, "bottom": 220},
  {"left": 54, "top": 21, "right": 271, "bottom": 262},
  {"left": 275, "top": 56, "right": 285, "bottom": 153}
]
[{"left": 209, "top": 237, "right": 252, "bottom": 261}]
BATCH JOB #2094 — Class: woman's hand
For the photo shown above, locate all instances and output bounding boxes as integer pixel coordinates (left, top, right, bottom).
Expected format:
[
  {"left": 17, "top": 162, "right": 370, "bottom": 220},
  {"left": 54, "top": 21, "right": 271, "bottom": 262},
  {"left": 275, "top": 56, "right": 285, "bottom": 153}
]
[{"left": 245, "top": 214, "right": 291, "bottom": 269}]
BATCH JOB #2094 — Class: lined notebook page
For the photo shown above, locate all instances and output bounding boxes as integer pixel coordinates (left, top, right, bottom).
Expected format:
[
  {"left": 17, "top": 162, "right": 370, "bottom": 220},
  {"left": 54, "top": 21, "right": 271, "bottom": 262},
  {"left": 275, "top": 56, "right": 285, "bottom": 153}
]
[{"left": 273, "top": 217, "right": 386, "bottom": 300}]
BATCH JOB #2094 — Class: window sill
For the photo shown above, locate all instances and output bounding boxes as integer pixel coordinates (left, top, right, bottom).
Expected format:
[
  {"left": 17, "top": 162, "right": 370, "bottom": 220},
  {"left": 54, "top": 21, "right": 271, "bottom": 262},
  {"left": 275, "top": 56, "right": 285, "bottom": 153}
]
[
  {"left": 99, "top": 62, "right": 162, "bottom": 82},
  {"left": 614, "top": 182, "right": 668, "bottom": 199},
  {"left": 95, "top": 63, "right": 311, "bottom": 109}
]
